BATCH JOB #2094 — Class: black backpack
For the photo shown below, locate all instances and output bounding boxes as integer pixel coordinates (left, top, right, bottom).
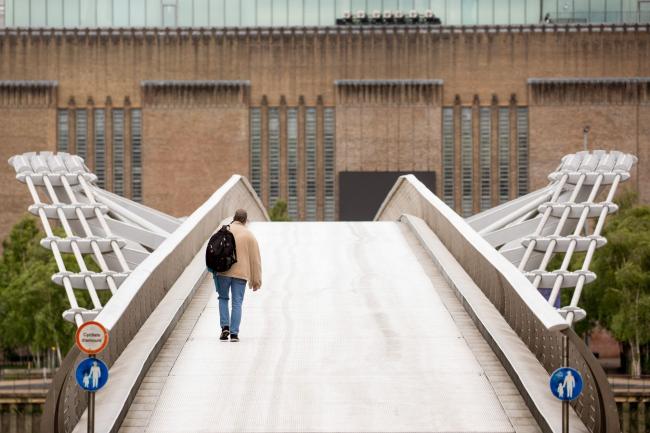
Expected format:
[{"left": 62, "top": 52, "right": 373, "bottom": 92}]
[{"left": 205, "top": 225, "right": 237, "bottom": 272}]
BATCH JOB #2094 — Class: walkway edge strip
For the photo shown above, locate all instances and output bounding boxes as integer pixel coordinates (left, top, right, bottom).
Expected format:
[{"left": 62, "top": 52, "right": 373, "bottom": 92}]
[
  {"left": 402, "top": 214, "right": 588, "bottom": 433},
  {"left": 72, "top": 250, "right": 208, "bottom": 433}
]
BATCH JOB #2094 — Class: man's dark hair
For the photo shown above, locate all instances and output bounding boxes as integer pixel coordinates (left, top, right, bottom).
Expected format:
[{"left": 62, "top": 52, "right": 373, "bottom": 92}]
[{"left": 233, "top": 209, "right": 248, "bottom": 224}]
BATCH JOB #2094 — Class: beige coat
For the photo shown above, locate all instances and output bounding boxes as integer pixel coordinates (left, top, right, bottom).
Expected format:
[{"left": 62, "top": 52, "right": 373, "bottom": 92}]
[{"left": 219, "top": 221, "right": 262, "bottom": 289}]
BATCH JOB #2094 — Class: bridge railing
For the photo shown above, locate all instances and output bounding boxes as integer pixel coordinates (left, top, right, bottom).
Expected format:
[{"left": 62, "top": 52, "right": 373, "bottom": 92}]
[
  {"left": 375, "top": 174, "right": 619, "bottom": 433},
  {"left": 42, "top": 175, "right": 269, "bottom": 433}
]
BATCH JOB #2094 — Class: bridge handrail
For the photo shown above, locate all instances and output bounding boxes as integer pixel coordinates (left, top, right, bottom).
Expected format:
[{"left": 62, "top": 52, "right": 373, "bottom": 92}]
[
  {"left": 42, "top": 175, "right": 269, "bottom": 433},
  {"left": 375, "top": 174, "right": 619, "bottom": 433},
  {"left": 376, "top": 174, "right": 567, "bottom": 331}
]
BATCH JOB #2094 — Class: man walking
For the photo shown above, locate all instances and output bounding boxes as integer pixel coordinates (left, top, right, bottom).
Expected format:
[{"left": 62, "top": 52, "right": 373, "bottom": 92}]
[{"left": 212, "top": 209, "right": 262, "bottom": 342}]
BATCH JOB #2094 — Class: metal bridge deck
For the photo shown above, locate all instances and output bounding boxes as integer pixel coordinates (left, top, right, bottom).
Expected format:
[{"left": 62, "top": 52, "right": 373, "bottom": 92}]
[{"left": 119, "top": 221, "right": 540, "bottom": 433}]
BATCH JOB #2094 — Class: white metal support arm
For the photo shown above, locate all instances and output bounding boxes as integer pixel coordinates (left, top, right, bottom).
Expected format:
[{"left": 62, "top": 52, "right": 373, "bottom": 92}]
[{"left": 8, "top": 152, "right": 181, "bottom": 326}]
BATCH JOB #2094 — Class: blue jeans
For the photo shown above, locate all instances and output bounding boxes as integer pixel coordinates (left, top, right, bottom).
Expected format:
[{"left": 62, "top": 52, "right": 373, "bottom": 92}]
[{"left": 212, "top": 274, "right": 247, "bottom": 335}]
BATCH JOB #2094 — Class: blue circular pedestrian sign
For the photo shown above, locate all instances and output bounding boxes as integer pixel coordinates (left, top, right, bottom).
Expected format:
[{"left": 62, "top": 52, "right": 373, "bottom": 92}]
[
  {"left": 75, "top": 358, "right": 109, "bottom": 392},
  {"left": 550, "top": 367, "right": 583, "bottom": 401}
]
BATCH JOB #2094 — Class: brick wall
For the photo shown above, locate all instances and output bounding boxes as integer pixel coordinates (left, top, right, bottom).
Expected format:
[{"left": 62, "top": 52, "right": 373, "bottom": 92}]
[
  {"left": 140, "top": 81, "right": 250, "bottom": 217},
  {"left": 0, "top": 25, "right": 648, "bottom": 241},
  {"left": 528, "top": 79, "right": 648, "bottom": 198},
  {"left": 0, "top": 82, "right": 57, "bottom": 247}
]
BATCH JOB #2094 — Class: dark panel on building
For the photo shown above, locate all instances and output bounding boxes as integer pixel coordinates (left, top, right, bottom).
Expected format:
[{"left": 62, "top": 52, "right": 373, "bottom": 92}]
[{"left": 339, "top": 171, "right": 436, "bottom": 221}]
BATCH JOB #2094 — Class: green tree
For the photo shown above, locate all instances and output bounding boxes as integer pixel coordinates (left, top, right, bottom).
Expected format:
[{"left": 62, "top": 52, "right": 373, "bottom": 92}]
[
  {"left": 581, "top": 192, "right": 650, "bottom": 377},
  {"left": 0, "top": 216, "right": 99, "bottom": 366},
  {"left": 269, "top": 200, "right": 291, "bottom": 221}
]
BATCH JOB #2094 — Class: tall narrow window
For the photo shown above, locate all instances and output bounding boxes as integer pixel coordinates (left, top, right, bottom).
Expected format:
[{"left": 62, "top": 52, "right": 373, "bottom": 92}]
[
  {"left": 305, "top": 108, "right": 317, "bottom": 221},
  {"left": 323, "top": 108, "right": 336, "bottom": 222},
  {"left": 250, "top": 108, "right": 262, "bottom": 199},
  {"left": 442, "top": 108, "right": 455, "bottom": 208},
  {"left": 131, "top": 109, "right": 143, "bottom": 203},
  {"left": 517, "top": 107, "right": 529, "bottom": 197},
  {"left": 57, "top": 110, "right": 69, "bottom": 152},
  {"left": 75, "top": 110, "right": 87, "bottom": 161},
  {"left": 461, "top": 107, "right": 473, "bottom": 217},
  {"left": 498, "top": 107, "right": 510, "bottom": 204},
  {"left": 94, "top": 109, "right": 106, "bottom": 189},
  {"left": 112, "top": 109, "right": 125, "bottom": 196},
  {"left": 268, "top": 108, "right": 280, "bottom": 208},
  {"left": 287, "top": 108, "right": 299, "bottom": 220},
  {"left": 479, "top": 107, "right": 491, "bottom": 211}
]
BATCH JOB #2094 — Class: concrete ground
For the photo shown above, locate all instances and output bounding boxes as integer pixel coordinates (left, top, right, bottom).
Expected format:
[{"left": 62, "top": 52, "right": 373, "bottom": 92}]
[{"left": 119, "top": 222, "right": 541, "bottom": 433}]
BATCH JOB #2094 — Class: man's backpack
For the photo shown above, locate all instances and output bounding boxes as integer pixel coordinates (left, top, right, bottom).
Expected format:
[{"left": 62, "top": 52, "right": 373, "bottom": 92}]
[{"left": 205, "top": 225, "right": 237, "bottom": 272}]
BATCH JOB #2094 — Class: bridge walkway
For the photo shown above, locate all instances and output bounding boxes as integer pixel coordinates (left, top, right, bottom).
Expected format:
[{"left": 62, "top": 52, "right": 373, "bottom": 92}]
[{"left": 118, "top": 221, "right": 541, "bottom": 433}]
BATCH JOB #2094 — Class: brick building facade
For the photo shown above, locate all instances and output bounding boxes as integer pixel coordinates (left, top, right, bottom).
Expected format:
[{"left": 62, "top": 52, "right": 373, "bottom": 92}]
[{"left": 0, "top": 24, "right": 648, "bottom": 241}]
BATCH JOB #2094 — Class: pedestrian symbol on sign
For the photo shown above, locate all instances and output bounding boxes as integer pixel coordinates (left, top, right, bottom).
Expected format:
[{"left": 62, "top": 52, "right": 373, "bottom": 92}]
[
  {"left": 75, "top": 358, "right": 109, "bottom": 392},
  {"left": 550, "top": 367, "right": 583, "bottom": 401}
]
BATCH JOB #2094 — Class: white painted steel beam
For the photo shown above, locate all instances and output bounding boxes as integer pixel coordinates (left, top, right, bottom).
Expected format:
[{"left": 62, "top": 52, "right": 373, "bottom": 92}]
[
  {"left": 8, "top": 152, "right": 181, "bottom": 325},
  {"left": 471, "top": 150, "right": 637, "bottom": 325}
]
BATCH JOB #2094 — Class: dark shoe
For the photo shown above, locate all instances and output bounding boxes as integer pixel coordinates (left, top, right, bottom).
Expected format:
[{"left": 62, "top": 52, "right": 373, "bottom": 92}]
[
  {"left": 220, "top": 327, "right": 230, "bottom": 341},
  {"left": 230, "top": 334, "right": 239, "bottom": 342}
]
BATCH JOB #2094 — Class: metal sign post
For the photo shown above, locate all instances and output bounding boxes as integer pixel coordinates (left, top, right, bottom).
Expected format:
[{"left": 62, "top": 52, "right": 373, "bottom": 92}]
[
  {"left": 88, "top": 355, "right": 96, "bottom": 433},
  {"left": 562, "top": 335, "right": 569, "bottom": 433},
  {"left": 75, "top": 356, "right": 109, "bottom": 431},
  {"left": 74, "top": 321, "right": 110, "bottom": 433},
  {"left": 553, "top": 306, "right": 587, "bottom": 433},
  {"left": 550, "top": 360, "right": 584, "bottom": 433}
]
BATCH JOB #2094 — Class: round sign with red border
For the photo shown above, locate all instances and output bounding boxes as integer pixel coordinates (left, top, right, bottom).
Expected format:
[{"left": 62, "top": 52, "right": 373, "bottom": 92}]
[{"left": 75, "top": 321, "right": 109, "bottom": 355}]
